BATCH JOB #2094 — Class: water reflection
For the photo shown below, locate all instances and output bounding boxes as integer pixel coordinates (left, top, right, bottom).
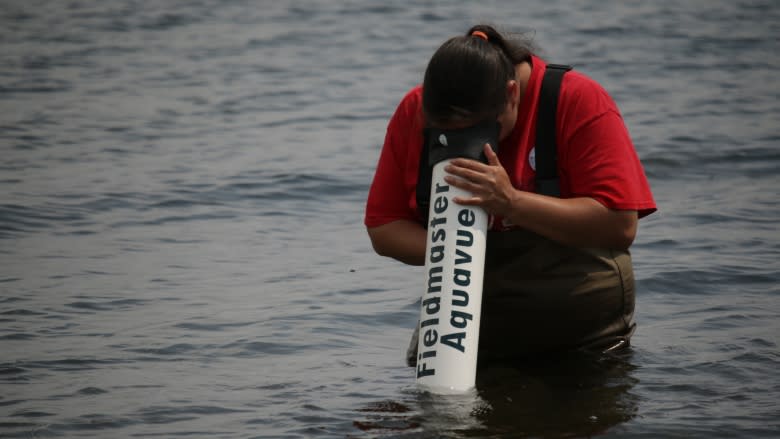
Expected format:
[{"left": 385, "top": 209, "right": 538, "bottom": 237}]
[
  {"left": 353, "top": 350, "right": 639, "bottom": 438},
  {"left": 472, "top": 350, "right": 640, "bottom": 437}
]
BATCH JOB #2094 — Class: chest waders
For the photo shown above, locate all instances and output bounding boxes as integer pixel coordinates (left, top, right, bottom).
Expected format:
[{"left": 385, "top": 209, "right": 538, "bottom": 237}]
[{"left": 408, "top": 64, "right": 635, "bottom": 366}]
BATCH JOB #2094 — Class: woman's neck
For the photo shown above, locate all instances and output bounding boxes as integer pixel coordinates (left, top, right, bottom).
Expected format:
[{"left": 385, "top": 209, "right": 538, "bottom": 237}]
[{"left": 516, "top": 61, "right": 532, "bottom": 102}]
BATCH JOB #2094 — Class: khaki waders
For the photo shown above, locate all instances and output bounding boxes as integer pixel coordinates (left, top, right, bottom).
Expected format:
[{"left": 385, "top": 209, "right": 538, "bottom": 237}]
[{"left": 407, "top": 229, "right": 636, "bottom": 366}]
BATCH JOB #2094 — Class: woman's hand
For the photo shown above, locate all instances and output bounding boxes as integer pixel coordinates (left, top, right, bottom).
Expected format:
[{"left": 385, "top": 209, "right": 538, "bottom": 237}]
[{"left": 443, "top": 143, "right": 516, "bottom": 217}]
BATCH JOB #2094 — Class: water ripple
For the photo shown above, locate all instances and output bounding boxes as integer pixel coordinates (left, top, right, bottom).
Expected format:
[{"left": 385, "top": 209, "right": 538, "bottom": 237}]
[{"left": 0, "top": 1, "right": 778, "bottom": 438}]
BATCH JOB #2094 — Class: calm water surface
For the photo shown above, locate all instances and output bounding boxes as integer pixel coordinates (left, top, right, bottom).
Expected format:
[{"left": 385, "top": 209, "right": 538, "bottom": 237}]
[{"left": 1, "top": 1, "right": 778, "bottom": 437}]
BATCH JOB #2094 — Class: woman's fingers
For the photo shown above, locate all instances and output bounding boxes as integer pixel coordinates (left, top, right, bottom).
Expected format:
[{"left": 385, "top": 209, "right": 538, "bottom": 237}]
[
  {"left": 446, "top": 144, "right": 499, "bottom": 173},
  {"left": 484, "top": 143, "right": 501, "bottom": 166},
  {"left": 444, "top": 174, "right": 477, "bottom": 191},
  {"left": 453, "top": 196, "right": 483, "bottom": 205},
  {"left": 447, "top": 158, "right": 486, "bottom": 172},
  {"left": 444, "top": 164, "right": 484, "bottom": 183}
]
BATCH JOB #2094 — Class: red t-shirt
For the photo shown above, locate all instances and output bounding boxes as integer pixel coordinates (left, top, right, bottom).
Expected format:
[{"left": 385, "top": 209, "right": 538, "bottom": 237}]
[{"left": 365, "top": 56, "right": 656, "bottom": 230}]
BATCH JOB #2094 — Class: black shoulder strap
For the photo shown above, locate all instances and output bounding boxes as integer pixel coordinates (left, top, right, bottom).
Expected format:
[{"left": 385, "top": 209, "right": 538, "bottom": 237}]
[
  {"left": 535, "top": 64, "right": 572, "bottom": 197},
  {"left": 416, "top": 129, "right": 432, "bottom": 224}
]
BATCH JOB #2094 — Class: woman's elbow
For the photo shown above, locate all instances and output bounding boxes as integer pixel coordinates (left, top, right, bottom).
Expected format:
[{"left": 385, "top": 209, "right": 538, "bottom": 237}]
[
  {"left": 367, "top": 230, "right": 388, "bottom": 256},
  {"left": 367, "top": 226, "right": 395, "bottom": 257},
  {"left": 617, "top": 227, "right": 636, "bottom": 250},
  {"left": 613, "top": 211, "right": 638, "bottom": 250},
  {"left": 366, "top": 221, "right": 427, "bottom": 266}
]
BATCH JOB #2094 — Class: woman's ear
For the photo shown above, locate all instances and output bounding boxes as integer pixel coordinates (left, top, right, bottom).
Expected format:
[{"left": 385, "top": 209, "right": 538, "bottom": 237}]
[{"left": 507, "top": 80, "right": 520, "bottom": 108}]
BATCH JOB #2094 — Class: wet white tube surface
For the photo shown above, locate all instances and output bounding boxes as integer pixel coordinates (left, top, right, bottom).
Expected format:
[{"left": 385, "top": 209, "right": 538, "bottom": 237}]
[{"left": 416, "top": 160, "right": 487, "bottom": 393}]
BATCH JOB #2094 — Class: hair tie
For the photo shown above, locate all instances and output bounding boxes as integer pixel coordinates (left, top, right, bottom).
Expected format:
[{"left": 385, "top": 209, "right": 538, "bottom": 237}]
[{"left": 471, "top": 30, "right": 488, "bottom": 41}]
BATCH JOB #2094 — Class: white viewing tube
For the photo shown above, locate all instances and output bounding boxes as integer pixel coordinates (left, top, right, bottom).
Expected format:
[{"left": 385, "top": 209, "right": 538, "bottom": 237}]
[{"left": 415, "top": 159, "right": 488, "bottom": 393}]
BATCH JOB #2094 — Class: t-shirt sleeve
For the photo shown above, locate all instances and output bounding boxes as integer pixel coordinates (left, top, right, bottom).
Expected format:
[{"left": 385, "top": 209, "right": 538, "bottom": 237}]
[
  {"left": 558, "top": 76, "right": 657, "bottom": 218},
  {"left": 364, "top": 89, "right": 422, "bottom": 227}
]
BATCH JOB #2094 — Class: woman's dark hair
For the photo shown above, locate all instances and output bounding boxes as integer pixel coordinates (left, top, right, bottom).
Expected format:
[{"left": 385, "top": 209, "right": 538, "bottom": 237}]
[{"left": 422, "top": 24, "right": 535, "bottom": 127}]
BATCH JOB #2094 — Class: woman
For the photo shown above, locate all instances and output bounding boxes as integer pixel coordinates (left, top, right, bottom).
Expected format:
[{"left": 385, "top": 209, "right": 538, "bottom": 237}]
[{"left": 365, "top": 24, "right": 656, "bottom": 364}]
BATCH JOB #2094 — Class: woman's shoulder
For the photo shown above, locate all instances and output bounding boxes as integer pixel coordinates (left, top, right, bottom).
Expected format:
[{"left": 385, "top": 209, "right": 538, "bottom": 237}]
[
  {"left": 396, "top": 85, "right": 423, "bottom": 111},
  {"left": 388, "top": 85, "right": 425, "bottom": 129},
  {"left": 531, "top": 56, "right": 613, "bottom": 111},
  {"left": 559, "top": 68, "right": 618, "bottom": 113},
  {"left": 550, "top": 65, "right": 627, "bottom": 148}
]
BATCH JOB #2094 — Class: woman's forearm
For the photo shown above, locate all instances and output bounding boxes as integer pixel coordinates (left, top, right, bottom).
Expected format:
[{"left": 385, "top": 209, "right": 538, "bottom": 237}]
[
  {"left": 367, "top": 219, "right": 427, "bottom": 266},
  {"left": 504, "top": 191, "right": 637, "bottom": 250},
  {"left": 443, "top": 145, "right": 638, "bottom": 251},
  {"left": 366, "top": 195, "right": 637, "bottom": 266}
]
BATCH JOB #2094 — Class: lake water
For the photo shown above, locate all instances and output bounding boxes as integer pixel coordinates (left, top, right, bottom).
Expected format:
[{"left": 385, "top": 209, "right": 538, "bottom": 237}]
[{"left": 1, "top": 1, "right": 778, "bottom": 437}]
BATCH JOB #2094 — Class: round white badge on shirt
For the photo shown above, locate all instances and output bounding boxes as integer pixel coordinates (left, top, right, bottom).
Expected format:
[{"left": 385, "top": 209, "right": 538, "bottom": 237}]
[{"left": 529, "top": 147, "right": 536, "bottom": 171}]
